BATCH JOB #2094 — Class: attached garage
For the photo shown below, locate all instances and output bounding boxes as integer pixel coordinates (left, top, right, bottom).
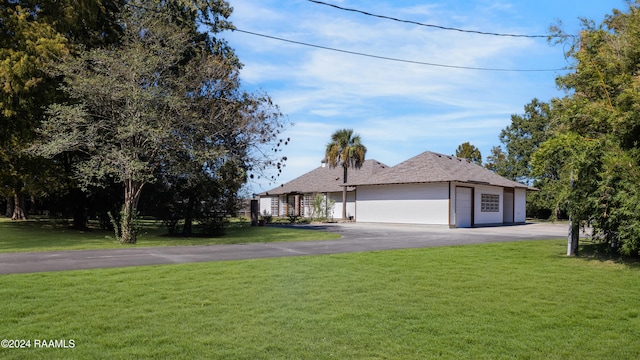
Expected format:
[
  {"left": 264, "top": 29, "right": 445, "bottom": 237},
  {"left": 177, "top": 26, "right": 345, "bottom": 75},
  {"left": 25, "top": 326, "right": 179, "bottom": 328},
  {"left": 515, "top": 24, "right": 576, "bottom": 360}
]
[
  {"left": 357, "top": 183, "right": 449, "bottom": 224},
  {"left": 350, "top": 151, "right": 535, "bottom": 227}
]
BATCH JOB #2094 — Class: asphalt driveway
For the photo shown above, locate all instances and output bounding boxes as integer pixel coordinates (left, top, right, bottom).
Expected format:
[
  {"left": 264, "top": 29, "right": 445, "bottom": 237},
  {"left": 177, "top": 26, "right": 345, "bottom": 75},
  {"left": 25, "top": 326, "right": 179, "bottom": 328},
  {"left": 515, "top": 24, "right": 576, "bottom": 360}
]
[{"left": 0, "top": 222, "right": 572, "bottom": 274}]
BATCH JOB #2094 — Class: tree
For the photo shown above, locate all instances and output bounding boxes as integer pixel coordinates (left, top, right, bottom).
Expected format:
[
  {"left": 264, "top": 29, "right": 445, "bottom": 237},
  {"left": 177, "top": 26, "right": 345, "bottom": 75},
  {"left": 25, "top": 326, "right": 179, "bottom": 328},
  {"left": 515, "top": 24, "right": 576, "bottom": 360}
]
[
  {"left": 484, "top": 146, "right": 509, "bottom": 175},
  {"left": 1, "top": 0, "right": 123, "bottom": 221},
  {"left": 536, "top": 1, "right": 640, "bottom": 256},
  {"left": 0, "top": 1, "right": 69, "bottom": 219},
  {"left": 455, "top": 142, "right": 482, "bottom": 165},
  {"left": 499, "top": 99, "right": 554, "bottom": 183},
  {"left": 32, "top": 0, "right": 287, "bottom": 243},
  {"left": 325, "top": 129, "right": 367, "bottom": 221},
  {"left": 496, "top": 98, "right": 557, "bottom": 219}
]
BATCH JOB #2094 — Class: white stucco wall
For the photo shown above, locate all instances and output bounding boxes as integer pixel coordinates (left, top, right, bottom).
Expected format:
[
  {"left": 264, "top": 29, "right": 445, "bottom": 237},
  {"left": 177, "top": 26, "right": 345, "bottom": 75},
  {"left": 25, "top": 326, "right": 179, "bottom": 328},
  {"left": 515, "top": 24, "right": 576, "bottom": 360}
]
[
  {"left": 356, "top": 183, "right": 449, "bottom": 224},
  {"left": 259, "top": 197, "right": 272, "bottom": 215},
  {"left": 474, "top": 185, "right": 504, "bottom": 225},
  {"left": 515, "top": 188, "right": 527, "bottom": 223},
  {"left": 327, "top": 191, "right": 355, "bottom": 220}
]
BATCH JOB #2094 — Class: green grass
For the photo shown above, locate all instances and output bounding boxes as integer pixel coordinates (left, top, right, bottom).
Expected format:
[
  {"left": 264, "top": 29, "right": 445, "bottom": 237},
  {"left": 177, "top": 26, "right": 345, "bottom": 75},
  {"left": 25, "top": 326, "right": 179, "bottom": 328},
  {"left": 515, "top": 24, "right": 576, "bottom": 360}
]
[
  {"left": 0, "top": 218, "right": 340, "bottom": 253},
  {"left": 1, "top": 240, "right": 639, "bottom": 359}
]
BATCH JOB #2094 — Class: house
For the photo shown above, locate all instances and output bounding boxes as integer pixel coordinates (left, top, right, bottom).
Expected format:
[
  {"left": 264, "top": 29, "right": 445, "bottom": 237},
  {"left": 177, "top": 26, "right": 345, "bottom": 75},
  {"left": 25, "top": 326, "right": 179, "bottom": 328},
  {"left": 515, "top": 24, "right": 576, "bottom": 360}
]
[
  {"left": 259, "top": 159, "right": 389, "bottom": 220},
  {"left": 260, "top": 151, "right": 534, "bottom": 227}
]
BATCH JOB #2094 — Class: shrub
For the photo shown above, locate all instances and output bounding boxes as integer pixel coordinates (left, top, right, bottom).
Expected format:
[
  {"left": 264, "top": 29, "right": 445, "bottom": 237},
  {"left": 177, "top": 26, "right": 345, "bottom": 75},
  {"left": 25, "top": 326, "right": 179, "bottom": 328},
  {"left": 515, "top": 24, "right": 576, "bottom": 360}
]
[{"left": 310, "top": 194, "right": 335, "bottom": 222}]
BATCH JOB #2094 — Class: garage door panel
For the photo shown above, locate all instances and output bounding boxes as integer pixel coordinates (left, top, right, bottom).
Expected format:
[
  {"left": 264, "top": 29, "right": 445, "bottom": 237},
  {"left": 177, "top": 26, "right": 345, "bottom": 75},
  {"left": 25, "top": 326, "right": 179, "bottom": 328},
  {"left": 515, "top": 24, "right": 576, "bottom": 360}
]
[{"left": 358, "top": 183, "right": 449, "bottom": 224}]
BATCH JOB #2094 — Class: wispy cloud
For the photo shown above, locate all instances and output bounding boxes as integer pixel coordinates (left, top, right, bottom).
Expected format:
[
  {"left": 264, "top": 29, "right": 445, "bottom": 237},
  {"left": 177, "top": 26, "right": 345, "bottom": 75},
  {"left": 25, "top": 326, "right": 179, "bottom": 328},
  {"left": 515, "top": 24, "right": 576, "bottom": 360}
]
[{"left": 224, "top": 0, "right": 599, "bottom": 192}]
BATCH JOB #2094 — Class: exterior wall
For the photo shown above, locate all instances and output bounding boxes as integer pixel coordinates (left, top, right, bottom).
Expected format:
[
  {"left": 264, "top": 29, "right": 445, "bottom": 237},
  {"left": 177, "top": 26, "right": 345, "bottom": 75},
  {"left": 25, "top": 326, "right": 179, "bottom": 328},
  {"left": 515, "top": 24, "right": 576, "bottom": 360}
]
[
  {"left": 301, "top": 192, "right": 339, "bottom": 219},
  {"left": 346, "top": 192, "right": 356, "bottom": 219},
  {"left": 259, "top": 197, "right": 272, "bottom": 216},
  {"left": 514, "top": 188, "right": 527, "bottom": 223},
  {"left": 260, "top": 192, "right": 354, "bottom": 220},
  {"left": 356, "top": 183, "right": 449, "bottom": 224},
  {"left": 263, "top": 184, "right": 528, "bottom": 226},
  {"left": 474, "top": 185, "right": 504, "bottom": 225},
  {"left": 327, "top": 191, "right": 355, "bottom": 220},
  {"left": 258, "top": 195, "right": 286, "bottom": 216}
]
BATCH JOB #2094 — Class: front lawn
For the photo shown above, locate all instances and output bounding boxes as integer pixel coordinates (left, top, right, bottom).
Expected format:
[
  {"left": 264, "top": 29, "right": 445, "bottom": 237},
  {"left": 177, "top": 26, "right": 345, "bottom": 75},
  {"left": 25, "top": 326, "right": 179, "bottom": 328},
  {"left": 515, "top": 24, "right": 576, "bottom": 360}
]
[
  {"left": 1, "top": 239, "right": 639, "bottom": 359},
  {"left": 0, "top": 218, "right": 340, "bottom": 253}
]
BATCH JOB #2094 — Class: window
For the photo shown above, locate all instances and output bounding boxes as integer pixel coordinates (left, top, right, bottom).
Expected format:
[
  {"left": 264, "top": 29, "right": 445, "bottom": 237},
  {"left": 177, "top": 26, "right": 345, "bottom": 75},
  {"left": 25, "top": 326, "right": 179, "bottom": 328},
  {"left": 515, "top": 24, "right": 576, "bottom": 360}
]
[
  {"left": 302, "top": 194, "right": 313, "bottom": 217},
  {"left": 481, "top": 194, "right": 500, "bottom": 212},
  {"left": 280, "top": 197, "right": 286, "bottom": 216},
  {"left": 271, "top": 197, "right": 279, "bottom": 216}
]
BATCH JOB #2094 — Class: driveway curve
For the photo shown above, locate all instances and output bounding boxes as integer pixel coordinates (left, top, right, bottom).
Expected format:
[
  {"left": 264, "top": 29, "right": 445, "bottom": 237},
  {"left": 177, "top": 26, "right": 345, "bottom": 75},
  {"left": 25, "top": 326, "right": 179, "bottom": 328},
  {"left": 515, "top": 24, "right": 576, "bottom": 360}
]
[{"left": 0, "top": 222, "right": 572, "bottom": 274}]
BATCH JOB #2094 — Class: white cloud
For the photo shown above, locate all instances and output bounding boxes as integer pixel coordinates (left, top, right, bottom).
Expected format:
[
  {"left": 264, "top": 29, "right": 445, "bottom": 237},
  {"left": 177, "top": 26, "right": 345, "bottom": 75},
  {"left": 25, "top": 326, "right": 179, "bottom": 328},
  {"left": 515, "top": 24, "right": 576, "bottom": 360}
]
[{"left": 225, "top": 0, "right": 577, "bottom": 193}]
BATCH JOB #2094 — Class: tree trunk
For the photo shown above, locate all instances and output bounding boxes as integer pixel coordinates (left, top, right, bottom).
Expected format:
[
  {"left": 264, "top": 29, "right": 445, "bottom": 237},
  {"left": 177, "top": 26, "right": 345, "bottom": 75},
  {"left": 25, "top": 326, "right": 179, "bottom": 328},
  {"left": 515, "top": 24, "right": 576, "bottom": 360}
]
[
  {"left": 183, "top": 195, "right": 196, "bottom": 236},
  {"left": 119, "top": 179, "right": 143, "bottom": 244},
  {"left": 11, "top": 192, "right": 27, "bottom": 220},
  {"left": 120, "top": 200, "right": 135, "bottom": 243},
  {"left": 5, "top": 195, "right": 13, "bottom": 218},
  {"left": 342, "top": 166, "right": 348, "bottom": 220},
  {"left": 567, "top": 218, "right": 579, "bottom": 256},
  {"left": 71, "top": 189, "right": 88, "bottom": 229}
]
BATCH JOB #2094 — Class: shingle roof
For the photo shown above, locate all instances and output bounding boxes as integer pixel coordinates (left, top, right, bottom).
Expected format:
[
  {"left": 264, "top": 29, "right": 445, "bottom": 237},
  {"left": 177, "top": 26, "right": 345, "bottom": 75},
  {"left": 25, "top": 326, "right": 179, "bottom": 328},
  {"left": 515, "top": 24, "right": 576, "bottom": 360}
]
[
  {"left": 349, "top": 151, "right": 534, "bottom": 190},
  {"left": 261, "top": 159, "right": 389, "bottom": 195}
]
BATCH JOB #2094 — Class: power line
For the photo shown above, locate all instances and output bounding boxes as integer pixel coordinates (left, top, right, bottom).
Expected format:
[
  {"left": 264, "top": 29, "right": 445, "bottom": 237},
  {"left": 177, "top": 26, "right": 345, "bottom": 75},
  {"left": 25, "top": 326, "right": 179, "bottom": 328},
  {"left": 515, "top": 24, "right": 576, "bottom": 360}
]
[
  {"left": 232, "top": 28, "right": 567, "bottom": 72},
  {"left": 307, "top": 0, "right": 552, "bottom": 39}
]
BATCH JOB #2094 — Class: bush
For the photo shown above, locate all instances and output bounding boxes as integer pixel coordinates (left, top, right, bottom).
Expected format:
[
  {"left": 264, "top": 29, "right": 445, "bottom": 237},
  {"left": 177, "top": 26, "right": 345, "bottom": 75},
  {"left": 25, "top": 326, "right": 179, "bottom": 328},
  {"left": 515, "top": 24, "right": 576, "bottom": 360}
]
[
  {"left": 288, "top": 214, "right": 300, "bottom": 224},
  {"left": 308, "top": 194, "right": 335, "bottom": 222},
  {"left": 199, "top": 213, "right": 228, "bottom": 237},
  {"left": 261, "top": 210, "right": 273, "bottom": 224}
]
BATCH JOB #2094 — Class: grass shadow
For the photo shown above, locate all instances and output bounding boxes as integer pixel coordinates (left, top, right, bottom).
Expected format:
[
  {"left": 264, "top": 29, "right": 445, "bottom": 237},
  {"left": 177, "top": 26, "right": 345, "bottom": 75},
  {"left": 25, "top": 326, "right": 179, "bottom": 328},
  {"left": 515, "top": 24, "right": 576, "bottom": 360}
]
[
  {"left": 577, "top": 241, "right": 640, "bottom": 269},
  {"left": 0, "top": 217, "right": 340, "bottom": 252}
]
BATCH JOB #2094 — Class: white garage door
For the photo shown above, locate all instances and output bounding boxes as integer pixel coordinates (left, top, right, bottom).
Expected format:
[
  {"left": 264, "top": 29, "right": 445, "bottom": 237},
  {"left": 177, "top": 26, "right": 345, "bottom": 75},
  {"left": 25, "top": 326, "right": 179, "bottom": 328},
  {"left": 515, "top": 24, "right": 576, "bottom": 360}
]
[
  {"left": 456, "top": 187, "right": 472, "bottom": 228},
  {"left": 357, "top": 183, "right": 449, "bottom": 224}
]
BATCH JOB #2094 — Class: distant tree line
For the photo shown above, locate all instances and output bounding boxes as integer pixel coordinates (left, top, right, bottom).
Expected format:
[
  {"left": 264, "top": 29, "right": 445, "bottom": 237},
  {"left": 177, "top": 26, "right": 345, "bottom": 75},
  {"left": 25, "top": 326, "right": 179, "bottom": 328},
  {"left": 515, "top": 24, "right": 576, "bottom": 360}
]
[{"left": 0, "top": 0, "right": 288, "bottom": 242}]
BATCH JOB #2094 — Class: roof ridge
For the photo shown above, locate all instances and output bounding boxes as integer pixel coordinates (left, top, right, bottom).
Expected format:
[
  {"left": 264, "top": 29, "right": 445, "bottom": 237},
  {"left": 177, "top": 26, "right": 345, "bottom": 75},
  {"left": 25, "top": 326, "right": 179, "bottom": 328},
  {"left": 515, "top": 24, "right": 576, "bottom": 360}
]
[
  {"left": 261, "top": 158, "right": 388, "bottom": 195},
  {"left": 261, "top": 151, "right": 534, "bottom": 195},
  {"left": 348, "top": 150, "right": 533, "bottom": 189}
]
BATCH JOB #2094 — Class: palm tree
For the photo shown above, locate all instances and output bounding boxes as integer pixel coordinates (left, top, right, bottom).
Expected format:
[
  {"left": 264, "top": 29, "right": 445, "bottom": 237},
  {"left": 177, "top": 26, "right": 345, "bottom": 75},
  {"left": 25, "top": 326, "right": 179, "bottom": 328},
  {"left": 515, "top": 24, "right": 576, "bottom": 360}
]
[{"left": 325, "top": 129, "right": 367, "bottom": 220}]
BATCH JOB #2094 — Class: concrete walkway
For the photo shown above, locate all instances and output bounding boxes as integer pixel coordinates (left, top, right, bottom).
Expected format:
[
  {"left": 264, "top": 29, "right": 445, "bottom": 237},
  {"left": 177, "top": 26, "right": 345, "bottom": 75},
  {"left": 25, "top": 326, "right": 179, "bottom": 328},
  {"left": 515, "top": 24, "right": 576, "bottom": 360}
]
[{"left": 0, "top": 222, "right": 572, "bottom": 274}]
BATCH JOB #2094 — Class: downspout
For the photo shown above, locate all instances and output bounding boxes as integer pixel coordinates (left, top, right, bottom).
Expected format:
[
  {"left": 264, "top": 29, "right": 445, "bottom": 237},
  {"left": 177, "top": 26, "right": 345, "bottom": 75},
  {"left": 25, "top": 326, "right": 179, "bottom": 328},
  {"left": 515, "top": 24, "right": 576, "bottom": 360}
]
[
  {"left": 471, "top": 187, "right": 475, "bottom": 227},
  {"left": 513, "top": 188, "right": 516, "bottom": 223},
  {"left": 448, "top": 182, "right": 452, "bottom": 228}
]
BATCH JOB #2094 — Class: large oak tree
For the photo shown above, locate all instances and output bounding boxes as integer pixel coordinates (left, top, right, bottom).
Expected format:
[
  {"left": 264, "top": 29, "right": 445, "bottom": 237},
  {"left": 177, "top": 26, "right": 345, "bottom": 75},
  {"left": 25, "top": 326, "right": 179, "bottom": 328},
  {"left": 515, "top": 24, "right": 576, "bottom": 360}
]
[{"left": 33, "top": 0, "right": 287, "bottom": 243}]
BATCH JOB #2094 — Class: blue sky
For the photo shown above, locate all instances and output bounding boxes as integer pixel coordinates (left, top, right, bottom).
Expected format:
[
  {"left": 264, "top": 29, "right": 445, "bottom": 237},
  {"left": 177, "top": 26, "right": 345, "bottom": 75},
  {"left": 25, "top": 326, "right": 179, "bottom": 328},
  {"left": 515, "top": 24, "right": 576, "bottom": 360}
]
[{"left": 222, "top": 0, "right": 623, "bottom": 194}]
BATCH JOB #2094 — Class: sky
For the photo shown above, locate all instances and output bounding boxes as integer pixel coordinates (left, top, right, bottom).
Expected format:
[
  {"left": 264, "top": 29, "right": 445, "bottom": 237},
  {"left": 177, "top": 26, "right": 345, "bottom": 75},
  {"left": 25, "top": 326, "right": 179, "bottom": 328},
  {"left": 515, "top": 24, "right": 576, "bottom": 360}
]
[{"left": 221, "top": 0, "right": 624, "bottom": 194}]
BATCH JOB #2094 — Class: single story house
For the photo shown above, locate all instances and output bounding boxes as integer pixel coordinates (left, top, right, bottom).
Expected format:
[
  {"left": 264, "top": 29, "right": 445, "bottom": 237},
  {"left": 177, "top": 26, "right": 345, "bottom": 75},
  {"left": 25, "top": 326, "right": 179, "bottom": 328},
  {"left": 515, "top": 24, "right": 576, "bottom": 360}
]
[
  {"left": 260, "top": 151, "right": 535, "bottom": 227},
  {"left": 259, "top": 159, "right": 389, "bottom": 220}
]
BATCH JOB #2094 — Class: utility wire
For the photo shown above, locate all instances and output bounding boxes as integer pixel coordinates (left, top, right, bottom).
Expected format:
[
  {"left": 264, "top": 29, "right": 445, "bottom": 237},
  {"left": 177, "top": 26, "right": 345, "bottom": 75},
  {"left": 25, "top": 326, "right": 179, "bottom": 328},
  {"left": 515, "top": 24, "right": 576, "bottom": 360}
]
[
  {"left": 232, "top": 28, "right": 567, "bottom": 72},
  {"left": 307, "top": 0, "right": 552, "bottom": 38}
]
